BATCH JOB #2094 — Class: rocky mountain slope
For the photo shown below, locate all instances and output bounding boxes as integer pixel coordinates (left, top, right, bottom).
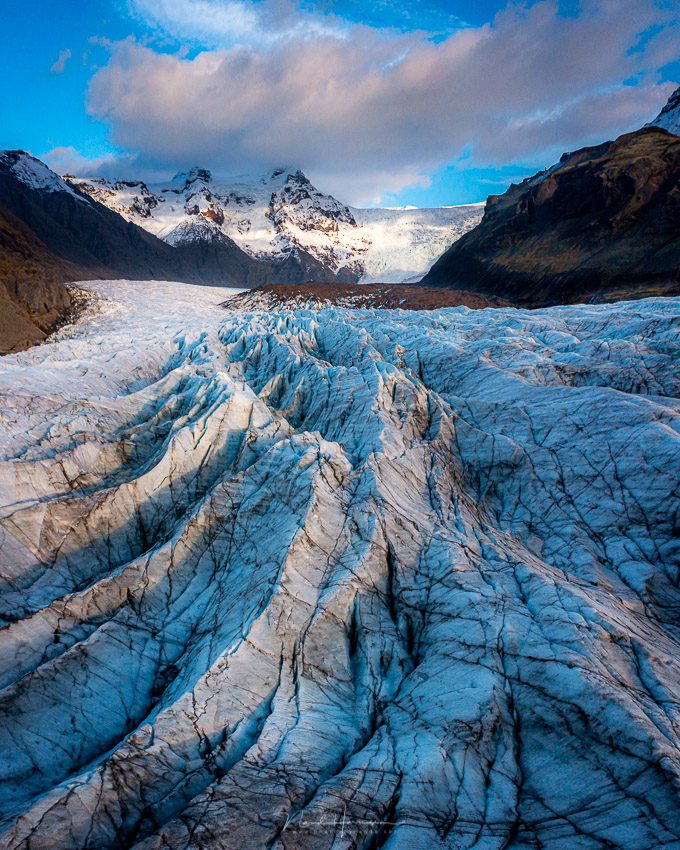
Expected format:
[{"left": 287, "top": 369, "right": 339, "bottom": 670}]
[
  {"left": 1, "top": 278, "right": 680, "bottom": 849},
  {"left": 68, "top": 168, "right": 483, "bottom": 283},
  {"left": 226, "top": 280, "right": 511, "bottom": 310},
  {"left": 0, "top": 200, "right": 81, "bottom": 353},
  {"left": 422, "top": 124, "right": 680, "bottom": 305}
]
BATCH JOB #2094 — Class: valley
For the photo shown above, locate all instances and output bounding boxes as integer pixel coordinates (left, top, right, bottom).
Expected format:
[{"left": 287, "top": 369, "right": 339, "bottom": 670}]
[{"left": 1, "top": 52, "right": 680, "bottom": 850}]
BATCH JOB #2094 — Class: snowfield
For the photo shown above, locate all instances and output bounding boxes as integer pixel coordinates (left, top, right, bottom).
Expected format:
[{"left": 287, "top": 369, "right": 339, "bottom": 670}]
[
  {"left": 1, "top": 280, "right": 680, "bottom": 849},
  {"left": 648, "top": 84, "right": 680, "bottom": 136}
]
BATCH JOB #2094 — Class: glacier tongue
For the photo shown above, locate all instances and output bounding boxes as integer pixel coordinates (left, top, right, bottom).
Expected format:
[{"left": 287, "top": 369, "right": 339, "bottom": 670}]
[{"left": 1, "top": 280, "right": 680, "bottom": 850}]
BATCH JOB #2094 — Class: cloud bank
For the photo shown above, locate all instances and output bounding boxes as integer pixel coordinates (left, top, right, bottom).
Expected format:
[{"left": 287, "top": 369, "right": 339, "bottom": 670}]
[
  {"left": 40, "top": 146, "right": 124, "bottom": 177},
  {"left": 82, "top": 0, "right": 677, "bottom": 203}
]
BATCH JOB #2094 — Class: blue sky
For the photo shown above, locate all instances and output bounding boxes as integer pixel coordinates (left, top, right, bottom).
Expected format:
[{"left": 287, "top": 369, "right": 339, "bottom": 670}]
[{"left": 1, "top": 0, "right": 678, "bottom": 205}]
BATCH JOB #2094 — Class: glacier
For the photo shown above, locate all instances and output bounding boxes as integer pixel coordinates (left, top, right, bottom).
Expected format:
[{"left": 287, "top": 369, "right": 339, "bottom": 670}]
[{"left": 1, "top": 279, "right": 680, "bottom": 849}]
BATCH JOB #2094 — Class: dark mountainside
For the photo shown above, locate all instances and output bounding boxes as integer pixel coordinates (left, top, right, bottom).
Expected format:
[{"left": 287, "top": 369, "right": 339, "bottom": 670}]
[
  {"left": 422, "top": 126, "right": 680, "bottom": 306},
  {"left": 0, "top": 200, "right": 89, "bottom": 353}
]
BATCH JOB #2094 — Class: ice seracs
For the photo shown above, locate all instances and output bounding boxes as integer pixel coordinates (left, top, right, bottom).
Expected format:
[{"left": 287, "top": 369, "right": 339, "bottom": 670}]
[
  {"left": 0, "top": 280, "right": 679, "bottom": 849},
  {"left": 68, "top": 169, "right": 483, "bottom": 282}
]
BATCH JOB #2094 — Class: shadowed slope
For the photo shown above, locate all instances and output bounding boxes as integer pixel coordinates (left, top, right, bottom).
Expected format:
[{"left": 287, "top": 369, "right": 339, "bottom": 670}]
[{"left": 0, "top": 201, "right": 92, "bottom": 352}]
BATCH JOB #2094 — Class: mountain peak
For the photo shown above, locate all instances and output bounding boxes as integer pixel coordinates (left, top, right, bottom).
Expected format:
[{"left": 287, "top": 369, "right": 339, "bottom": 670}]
[
  {"left": 0, "top": 149, "right": 86, "bottom": 200},
  {"left": 647, "top": 86, "right": 680, "bottom": 136},
  {"left": 288, "top": 168, "right": 309, "bottom": 184},
  {"left": 171, "top": 166, "right": 212, "bottom": 185},
  {"left": 262, "top": 166, "right": 301, "bottom": 185}
]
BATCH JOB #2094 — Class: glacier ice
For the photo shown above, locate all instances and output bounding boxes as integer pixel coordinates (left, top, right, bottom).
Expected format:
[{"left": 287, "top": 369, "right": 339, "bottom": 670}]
[{"left": 0, "top": 280, "right": 680, "bottom": 849}]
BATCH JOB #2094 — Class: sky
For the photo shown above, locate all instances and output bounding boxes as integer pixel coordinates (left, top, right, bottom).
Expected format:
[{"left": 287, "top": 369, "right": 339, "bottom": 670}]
[{"left": 1, "top": 0, "right": 678, "bottom": 206}]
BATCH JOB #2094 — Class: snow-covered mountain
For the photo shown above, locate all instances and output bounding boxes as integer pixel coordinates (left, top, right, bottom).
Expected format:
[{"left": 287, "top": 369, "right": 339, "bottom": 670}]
[
  {"left": 0, "top": 149, "right": 86, "bottom": 200},
  {"left": 67, "top": 168, "right": 483, "bottom": 282},
  {"left": 648, "top": 85, "right": 680, "bottom": 136},
  {"left": 2, "top": 150, "right": 374, "bottom": 289},
  {"left": 2, "top": 279, "right": 680, "bottom": 848}
]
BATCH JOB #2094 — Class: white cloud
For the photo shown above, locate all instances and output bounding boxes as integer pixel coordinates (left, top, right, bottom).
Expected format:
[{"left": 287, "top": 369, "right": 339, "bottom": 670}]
[
  {"left": 50, "top": 48, "right": 72, "bottom": 75},
  {"left": 85, "top": 0, "right": 678, "bottom": 204},
  {"left": 39, "top": 146, "right": 122, "bottom": 177},
  {"left": 128, "top": 0, "right": 351, "bottom": 47}
]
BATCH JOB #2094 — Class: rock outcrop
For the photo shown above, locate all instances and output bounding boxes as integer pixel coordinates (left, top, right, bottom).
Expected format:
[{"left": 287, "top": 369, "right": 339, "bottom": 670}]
[
  {"left": 1, "top": 279, "right": 680, "bottom": 849},
  {"left": 422, "top": 126, "right": 680, "bottom": 305}
]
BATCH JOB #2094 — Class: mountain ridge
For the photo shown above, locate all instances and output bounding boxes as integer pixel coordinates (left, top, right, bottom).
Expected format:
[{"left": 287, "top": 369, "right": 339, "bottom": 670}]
[
  {"left": 0, "top": 151, "right": 400, "bottom": 289},
  {"left": 421, "top": 125, "right": 680, "bottom": 305},
  {"left": 0, "top": 150, "right": 263, "bottom": 286},
  {"left": 648, "top": 84, "right": 680, "bottom": 135},
  {"left": 67, "top": 167, "right": 483, "bottom": 283}
]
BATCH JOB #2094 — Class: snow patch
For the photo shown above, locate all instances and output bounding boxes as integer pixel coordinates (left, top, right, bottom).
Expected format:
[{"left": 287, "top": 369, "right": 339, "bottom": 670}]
[{"left": 647, "top": 85, "right": 680, "bottom": 136}]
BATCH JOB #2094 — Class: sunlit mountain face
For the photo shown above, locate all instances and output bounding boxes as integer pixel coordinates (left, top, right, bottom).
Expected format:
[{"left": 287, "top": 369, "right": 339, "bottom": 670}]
[{"left": 67, "top": 166, "right": 483, "bottom": 283}]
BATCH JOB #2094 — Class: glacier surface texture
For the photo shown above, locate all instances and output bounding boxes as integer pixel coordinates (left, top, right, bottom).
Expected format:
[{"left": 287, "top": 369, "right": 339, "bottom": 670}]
[{"left": 1, "top": 280, "right": 680, "bottom": 850}]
